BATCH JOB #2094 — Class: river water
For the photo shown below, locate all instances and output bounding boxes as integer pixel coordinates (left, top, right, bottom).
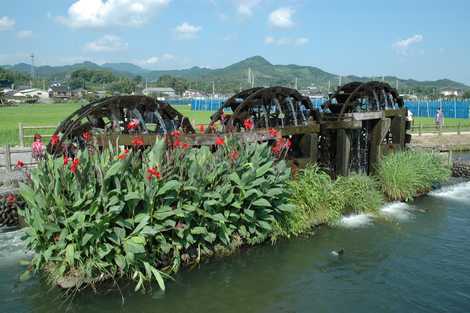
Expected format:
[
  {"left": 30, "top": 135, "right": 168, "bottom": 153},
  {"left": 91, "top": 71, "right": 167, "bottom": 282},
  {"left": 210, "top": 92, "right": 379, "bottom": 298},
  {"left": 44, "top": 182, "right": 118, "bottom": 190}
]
[{"left": 1, "top": 181, "right": 470, "bottom": 313}]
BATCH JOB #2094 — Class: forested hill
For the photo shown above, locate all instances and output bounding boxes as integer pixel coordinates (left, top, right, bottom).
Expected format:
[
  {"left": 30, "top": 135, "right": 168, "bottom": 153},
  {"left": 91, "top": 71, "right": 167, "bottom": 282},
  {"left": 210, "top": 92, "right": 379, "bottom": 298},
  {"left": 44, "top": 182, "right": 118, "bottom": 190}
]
[{"left": 2, "top": 56, "right": 468, "bottom": 94}]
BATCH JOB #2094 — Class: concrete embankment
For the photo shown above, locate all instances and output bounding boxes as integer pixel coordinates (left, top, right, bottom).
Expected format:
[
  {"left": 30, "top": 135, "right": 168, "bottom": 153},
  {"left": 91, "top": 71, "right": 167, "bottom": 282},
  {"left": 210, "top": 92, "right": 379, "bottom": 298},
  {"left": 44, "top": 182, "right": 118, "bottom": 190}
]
[{"left": 453, "top": 161, "right": 470, "bottom": 178}]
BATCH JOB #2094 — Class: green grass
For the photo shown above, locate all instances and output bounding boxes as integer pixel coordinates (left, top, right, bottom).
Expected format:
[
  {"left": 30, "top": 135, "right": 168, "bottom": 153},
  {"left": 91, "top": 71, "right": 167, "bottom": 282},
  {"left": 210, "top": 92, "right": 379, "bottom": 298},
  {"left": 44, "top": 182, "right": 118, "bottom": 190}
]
[
  {"left": 375, "top": 151, "right": 451, "bottom": 201},
  {"left": 0, "top": 102, "right": 213, "bottom": 146}
]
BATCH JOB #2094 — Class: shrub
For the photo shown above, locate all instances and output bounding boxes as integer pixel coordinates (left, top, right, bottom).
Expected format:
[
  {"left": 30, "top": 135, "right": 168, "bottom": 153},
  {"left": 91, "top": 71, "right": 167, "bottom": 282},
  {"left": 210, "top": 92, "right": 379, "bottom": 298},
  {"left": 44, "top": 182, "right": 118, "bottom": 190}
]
[
  {"left": 335, "top": 174, "right": 383, "bottom": 214},
  {"left": 375, "top": 150, "right": 451, "bottom": 201},
  {"left": 19, "top": 138, "right": 293, "bottom": 291},
  {"left": 286, "top": 165, "right": 345, "bottom": 233}
]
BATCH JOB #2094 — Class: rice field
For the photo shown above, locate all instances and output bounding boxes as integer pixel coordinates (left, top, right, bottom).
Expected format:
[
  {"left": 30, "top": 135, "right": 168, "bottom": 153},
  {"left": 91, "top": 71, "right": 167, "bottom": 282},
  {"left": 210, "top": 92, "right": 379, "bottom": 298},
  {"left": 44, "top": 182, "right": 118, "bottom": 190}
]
[{"left": 0, "top": 102, "right": 212, "bottom": 146}]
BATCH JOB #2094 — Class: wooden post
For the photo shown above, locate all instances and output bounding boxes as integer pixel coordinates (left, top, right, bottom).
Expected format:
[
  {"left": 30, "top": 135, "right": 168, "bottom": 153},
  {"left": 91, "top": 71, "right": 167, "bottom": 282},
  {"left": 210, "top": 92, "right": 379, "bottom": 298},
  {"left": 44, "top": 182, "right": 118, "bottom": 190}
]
[
  {"left": 336, "top": 129, "right": 351, "bottom": 177},
  {"left": 369, "top": 118, "right": 391, "bottom": 174},
  {"left": 457, "top": 122, "right": 461, "bottom": 135},
  {"left": 18, "top": 123, "right": 24, "bottom": 147},
  {"left": 418, "top": 123, "right": 422, "bottom": 136},
  {"left": 309, "top": 133, "right": 318, "bottom": 163},
  {"left": 5, "top": 144, "right": 11, "bottom": 172},
  {"left": 448, "top": 150, "right": 453, "bottom": 167},
  {"left": 390, "top": 116, "right": 406, "bottom": 148},
  {"left": 438, "top": 125, "right": 442, "bottom": 136}
]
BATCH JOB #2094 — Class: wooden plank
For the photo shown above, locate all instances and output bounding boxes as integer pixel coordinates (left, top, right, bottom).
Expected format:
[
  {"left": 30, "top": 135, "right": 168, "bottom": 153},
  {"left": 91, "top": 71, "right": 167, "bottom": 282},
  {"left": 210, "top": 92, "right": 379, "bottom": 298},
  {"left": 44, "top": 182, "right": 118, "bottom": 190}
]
[
  {"left": 22, "top": 126, "right": 57, "bottom": 129},
  {"left": 384, "top": 108, "right": 407, "bottom": 118},
  {"left": 390, "top": 116, "right": 406, "bottom": 149},
  {"left": 369, "top": 118, "right": 391, "bottom": 174},
  {"left": 5, "top": 144, "right": 11, "bottom": 172},
  {"left": 321, "top": 119, "right": 362, "bottom": 130},
  {"left": 279, "top": 123, "right": 320, "bottom": 136},
  {"left": 345, "top": 111, "right": 384, "bottom": 121}
]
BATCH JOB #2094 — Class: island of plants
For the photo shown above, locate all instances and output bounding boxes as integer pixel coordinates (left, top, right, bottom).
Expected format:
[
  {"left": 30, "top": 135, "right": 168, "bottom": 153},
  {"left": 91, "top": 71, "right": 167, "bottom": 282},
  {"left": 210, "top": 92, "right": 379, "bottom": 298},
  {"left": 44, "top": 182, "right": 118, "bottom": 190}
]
[{"left": 17, "top": 134, "right": 451, "bottom": 292}]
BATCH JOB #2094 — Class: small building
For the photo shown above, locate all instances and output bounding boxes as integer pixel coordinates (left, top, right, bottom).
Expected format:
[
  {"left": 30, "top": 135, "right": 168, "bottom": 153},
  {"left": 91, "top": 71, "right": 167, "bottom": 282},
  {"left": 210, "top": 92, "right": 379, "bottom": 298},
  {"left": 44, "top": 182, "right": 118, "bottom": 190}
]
[
  {"left": 183, "top": 89, "right": 204, "bottom": 98},
  {"left": 143, "top": 87, "right": 176, "bottom": 97},
  {"left": 48, "top": 85, "right": 72, "bottom": 99},
  {"left": 440, "top": 89, "right": 464, "bottom": 98}
]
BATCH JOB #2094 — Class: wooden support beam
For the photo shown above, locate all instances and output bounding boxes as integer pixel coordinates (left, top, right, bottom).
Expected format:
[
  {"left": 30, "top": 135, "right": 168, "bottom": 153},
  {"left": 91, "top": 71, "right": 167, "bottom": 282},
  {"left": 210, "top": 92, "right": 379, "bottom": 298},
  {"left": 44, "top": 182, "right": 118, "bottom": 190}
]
[
  {"left": 390, "top": 116, "right": 406, "bottom": 149},
  {"left": 335, "top": 129, "right": 351, "bottom": 177},
  {"left": 369, "top": 118, "right": 391, "bottom": 174}
]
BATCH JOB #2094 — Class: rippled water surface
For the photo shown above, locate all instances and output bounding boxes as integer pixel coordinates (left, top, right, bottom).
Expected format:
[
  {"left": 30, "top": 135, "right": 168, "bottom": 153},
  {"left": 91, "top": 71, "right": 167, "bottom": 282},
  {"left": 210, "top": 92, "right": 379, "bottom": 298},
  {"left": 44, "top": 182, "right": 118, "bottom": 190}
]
[{"left": 1, "top": 181, "right": 470, "bottom": 313}]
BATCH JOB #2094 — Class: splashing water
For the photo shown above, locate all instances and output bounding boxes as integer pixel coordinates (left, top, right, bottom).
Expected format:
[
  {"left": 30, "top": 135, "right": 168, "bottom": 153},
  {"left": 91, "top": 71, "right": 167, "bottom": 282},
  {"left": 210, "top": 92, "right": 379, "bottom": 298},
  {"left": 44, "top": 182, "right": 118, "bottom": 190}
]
[
  {"left": 379, "top": 202, "right": 414, "bottom": 221},
  {"left": 338, "top": 214, "right": 374, "bottom": 228},
  {"left": 429, "top": 181, "right": 470, "bottom": 202}
]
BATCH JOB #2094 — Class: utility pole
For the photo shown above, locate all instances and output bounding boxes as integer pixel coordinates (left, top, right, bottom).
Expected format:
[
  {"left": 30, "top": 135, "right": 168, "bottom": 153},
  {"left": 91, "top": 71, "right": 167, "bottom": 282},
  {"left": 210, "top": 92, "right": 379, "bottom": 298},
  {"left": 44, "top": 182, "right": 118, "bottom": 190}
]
[
  {"left": 251, "top": 73, "right": 255, "bottom": 88},
  {"left": 212, "top": 81, "right": 215, "bottom": 96},
  {"left": 338, "top": 75, "right": 342, "bottom": 87},
  {"left": 395, "top": 79, "right": 399, "bottom": 90},
  {"left": 30, "top": 53, "right": 35, "bottom": 88},
  {"left": 247, "top": 67, "right": 251, "bottom": 84},
  {"left": 328, "top": 80, "right": 331, "bottom": 93},
  {"left": 295, "top": 77, "right": 298, "bottom": 89}
]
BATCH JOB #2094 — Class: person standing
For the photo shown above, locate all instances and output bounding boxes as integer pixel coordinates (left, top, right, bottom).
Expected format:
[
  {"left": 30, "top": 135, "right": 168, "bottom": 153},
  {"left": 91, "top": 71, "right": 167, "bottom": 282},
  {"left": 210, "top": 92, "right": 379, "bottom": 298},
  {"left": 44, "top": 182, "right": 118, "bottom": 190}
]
[{"left": 435, "top": 108, "right": 444, "bottom": 129}]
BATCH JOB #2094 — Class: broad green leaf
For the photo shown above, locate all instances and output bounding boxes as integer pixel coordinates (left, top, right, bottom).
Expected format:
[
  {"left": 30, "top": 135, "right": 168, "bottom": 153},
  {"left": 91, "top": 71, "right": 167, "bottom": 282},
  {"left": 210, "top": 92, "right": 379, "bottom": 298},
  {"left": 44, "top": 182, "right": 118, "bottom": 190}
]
[
  {"left": 191, "top": 226, "right": 208, "bottom": 235},
  {"left": 157, "top": 180, "right": 181, "bottom": 196},
  {"left": 252, "top": 198, "right": 271, "bottom": 207}
]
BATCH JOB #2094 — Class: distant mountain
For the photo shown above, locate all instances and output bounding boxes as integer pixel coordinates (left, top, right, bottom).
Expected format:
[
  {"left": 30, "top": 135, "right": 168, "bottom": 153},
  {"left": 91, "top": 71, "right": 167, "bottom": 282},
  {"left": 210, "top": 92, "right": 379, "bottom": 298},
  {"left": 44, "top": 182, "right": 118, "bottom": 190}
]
[
  {"left": 2, "top": 56, "right": 468, "bottom": 93},
  {"left": 102, "top": 63, "right": 148, "bottom": 75}
]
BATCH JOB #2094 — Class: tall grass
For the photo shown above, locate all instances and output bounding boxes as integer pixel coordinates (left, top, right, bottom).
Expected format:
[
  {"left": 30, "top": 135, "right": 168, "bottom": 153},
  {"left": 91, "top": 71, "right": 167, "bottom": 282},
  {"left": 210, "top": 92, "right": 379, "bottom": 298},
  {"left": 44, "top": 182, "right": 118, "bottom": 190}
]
[
  {"left": 375, "top": 151, "right": 451, "bottom": 201},
  {"left": 335, "top": 174, "right": 383, "bottom": 214}
]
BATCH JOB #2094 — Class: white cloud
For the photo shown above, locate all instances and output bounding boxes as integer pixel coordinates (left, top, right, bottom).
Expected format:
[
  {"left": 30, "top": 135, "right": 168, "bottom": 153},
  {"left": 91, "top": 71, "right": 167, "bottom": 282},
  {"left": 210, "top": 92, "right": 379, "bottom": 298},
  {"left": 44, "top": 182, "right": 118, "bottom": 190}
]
[
  {"left": 58, "top": 0, "right": 170, "bottom": 28},
  {"left": 269, "top": 7, "right": 294, "bottom": 28},
  {"left": 84, "top": 35, "right": 128, "bottom": 52},
  {"left": 393, "top": 34, "right": 423, "bottom": 55},
  {"left": 17, "top": 30, "right": 33, "bottom": 39},
  {"left": 236, "top": 0, "right": 262, "bottom": 16},
  {"left": 174, "top": 22, "right": 201, "bottom": 39},
  {"left": 0, "top": 16, "right": 15, "bottom": 31},
  {"left": 264, "top": 36, "right": 308, "bottom": 46}
]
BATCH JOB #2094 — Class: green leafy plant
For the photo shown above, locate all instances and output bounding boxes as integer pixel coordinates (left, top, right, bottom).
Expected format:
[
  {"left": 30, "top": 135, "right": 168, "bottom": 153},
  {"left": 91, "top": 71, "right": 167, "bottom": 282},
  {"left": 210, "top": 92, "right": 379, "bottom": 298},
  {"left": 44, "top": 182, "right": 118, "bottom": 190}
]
[
  {"left": 335, "top": 174, "right": 383, "bottom": 214},
  {"left": 18, "top": 137, "right": 292, "bottom": 292},
  {"left": 375, "top": 150, "right": 451, "bottom": 201}
]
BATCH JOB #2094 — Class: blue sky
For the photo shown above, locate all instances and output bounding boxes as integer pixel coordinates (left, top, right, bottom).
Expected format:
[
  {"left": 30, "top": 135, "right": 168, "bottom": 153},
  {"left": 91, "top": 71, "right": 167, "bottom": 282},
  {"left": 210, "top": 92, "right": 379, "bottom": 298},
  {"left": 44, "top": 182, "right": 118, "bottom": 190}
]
[{"left": 0, "top": 0, "right": 469, "bottom": 84}]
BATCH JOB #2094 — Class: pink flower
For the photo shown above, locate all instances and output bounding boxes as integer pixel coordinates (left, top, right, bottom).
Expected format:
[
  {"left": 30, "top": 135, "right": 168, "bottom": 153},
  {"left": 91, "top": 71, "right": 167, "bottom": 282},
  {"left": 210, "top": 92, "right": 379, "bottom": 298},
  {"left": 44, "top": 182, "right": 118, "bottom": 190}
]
[
  {"left": 6, "top": 194, "right": 16, "bottom": 204},
  {"left": 268, "top": 128, "right": 278, "bottom": 138},
  {"left": 198, "top": 124, "right": 205, "bottom": 133},
  {"left": 229, "top": 150, "right": 239, "bottom": 161},
  {"left": 16, "top": 160, "right": 25, "bottom": 168}
]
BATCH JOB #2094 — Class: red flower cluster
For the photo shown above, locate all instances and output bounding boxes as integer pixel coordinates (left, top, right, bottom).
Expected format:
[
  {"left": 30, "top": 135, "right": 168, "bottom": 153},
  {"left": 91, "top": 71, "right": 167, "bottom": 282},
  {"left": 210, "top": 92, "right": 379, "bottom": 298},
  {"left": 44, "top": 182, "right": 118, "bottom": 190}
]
[
  {"left": 198, "top": 124, "right": 205, "bottom": 133},
  {"left": 117, "top": 149, "right": 129, "bottom": 160},
  {"left": 243, "top": 119, "right": 254, "bottom": 130},
  {"left": 127, "top": 119, "right": 140, "bottom": 130},
  {"left": 82, "top": 131, "right": 92, "bottom": 142},
  {"left": 63, "top": 155, "right": 70, "bottom": 166},
  {"left": 229, "top": 150, "right": 239, "bottom": 161},
  {"left": 16, "top": 160, "right": 25, "bottom": 169},
  {"left": 268, "top": 128, "right": 278, "bottom": 138},
  {"left": 131, "top": 136, "right": 144, "bottom": 147},
  {"left": 6, "top": 194, "right": 16, "bottom": 204},
  {"left": 272, "top": 138, "right": 292, "bottom": 157},
  {"left": 215, "top": 136, "right": 225, "bottom": 146},
  {"left": 70, "top": 158, "right": 79, "bottom": 174},
  {"left": 147, "top": 167, "right": 161, "bottom": 181},
  {"left": 170, "top": 130, "right": 181, "bottom": 137},
  {"left": 50, "top": 134, "right": 60, "bottom": 146}
]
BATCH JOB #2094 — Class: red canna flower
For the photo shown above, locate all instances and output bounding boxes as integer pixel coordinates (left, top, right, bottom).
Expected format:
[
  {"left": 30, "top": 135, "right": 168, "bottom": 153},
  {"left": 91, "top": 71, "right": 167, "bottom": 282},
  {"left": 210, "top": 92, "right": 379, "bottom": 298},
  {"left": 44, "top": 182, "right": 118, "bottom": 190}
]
[
  {"left": 82, "top": 131, "right": 92, "bottom": 142},
  {"left": 243, "top": 119, "right": 254, "bottom": 130},
  {"left": 16, "top": 160, "right": 25, "bottom": 168},
  {"left": 170, "top": 130, "right": 181, "bottom": 137},
  {"left": 131, "top": 136, "right": 144, "bottom": 147},
  {"left": 268, "top": 128, "right": 278, "bottom": 138},
  {"left": 221, "top": 113, "right": 226, "bottom": 123},
  {"left": 117, "top": 148, "right": 129, "bottom": 160},
  {"left": 229, "top": 150, "right": 239, "bottom": 161},
  {"left": 6, "top": 194, "right": 16, "bottom": 204},
  {"left": 271, "top": 138, "right": 292, "bottom": 157},
  {"left": 215, "top": 136, "right": 225, "bottom": 146},
  {"left": 181, "top": 143, "right": 190, "bottom": 149},
  {"left": 63, "top": 155, "right": 70, "bottom": 166},
  {"left": 70, "top": 158, "right": 79, "bottom": 174},
  {"left": 50, "top": 134, "right": 60, "bottom": 146},
  {"left": 147, "top": 167, "right": 161, "bottom": 180},
  {"left": 198, "top": 124, "right": 205, "bottom": 133},
  {"left": 173, "top": 138, "right": 181, "bottom": 149},
  {"left": 127, "top": 118, "right": 140, "bottom": 130}
]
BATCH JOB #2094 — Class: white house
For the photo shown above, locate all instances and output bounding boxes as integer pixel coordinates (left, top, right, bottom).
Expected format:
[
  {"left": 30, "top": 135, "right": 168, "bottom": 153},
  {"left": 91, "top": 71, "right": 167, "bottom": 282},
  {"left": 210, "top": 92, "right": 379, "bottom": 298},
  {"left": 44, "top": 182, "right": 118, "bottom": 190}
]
[
  {"left": 143, "top": 87, "right": 176, "bottom": 97},
  {"left": 440, "top": 89, "right": 464, "bottom": 97}
]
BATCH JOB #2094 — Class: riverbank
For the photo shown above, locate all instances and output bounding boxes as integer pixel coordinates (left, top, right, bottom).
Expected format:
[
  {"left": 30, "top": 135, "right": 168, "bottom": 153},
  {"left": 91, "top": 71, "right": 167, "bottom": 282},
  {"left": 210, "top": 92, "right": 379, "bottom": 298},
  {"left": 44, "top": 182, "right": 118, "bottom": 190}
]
[{"left": 411, "top": 133, "right": 470, "bottom": 151}]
